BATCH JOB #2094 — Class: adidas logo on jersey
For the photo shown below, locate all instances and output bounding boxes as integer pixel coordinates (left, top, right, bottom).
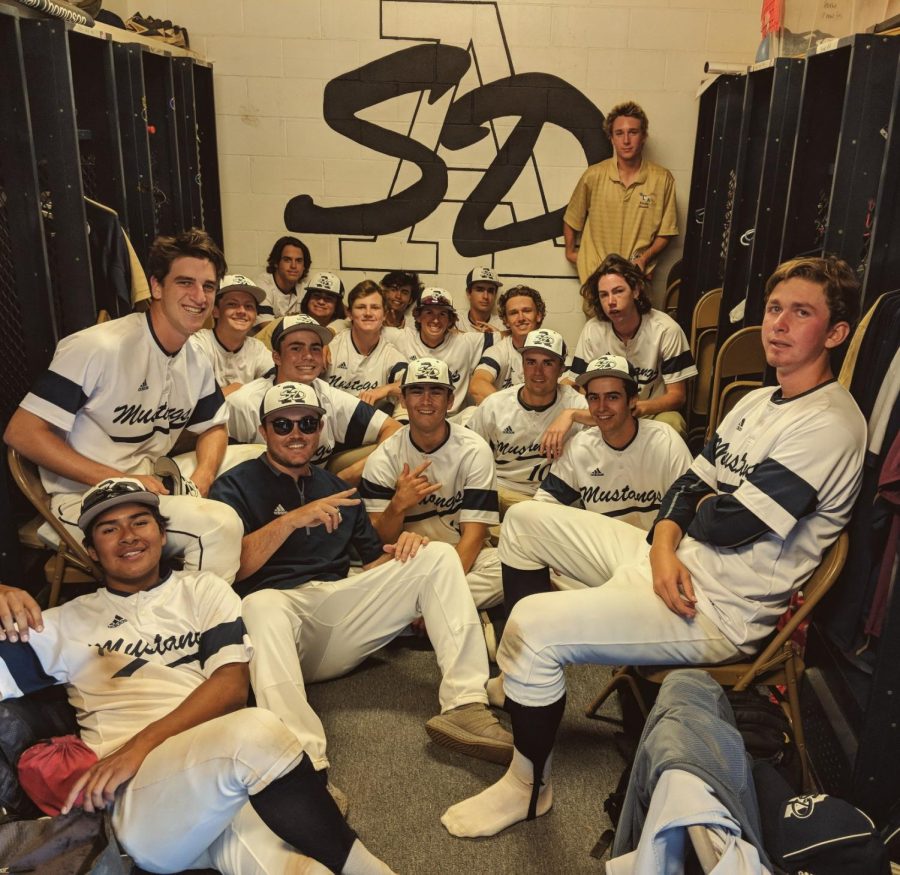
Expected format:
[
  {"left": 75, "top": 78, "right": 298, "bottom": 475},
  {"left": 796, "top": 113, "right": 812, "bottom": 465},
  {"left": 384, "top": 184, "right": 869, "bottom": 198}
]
[
  {"left": 590, "top": 468, "right": 605, "bottom": 477},
  {"left": 107, "top": 614, "right": 127, "bottom": 629},
  {"left": 137, "top": 379, "right": 149, "bottom": 392},
  {"left": 273, "top": 504, "right": 288, "bottom": 515},
  {"left": 502, "top": 426, "right": 515, "bottom": 434},
  {"left": 338, "top": 362, "right": 348, "bottom": 369},
  {"left": 736, "top": 417, "right": 746, "bottom": 432}
]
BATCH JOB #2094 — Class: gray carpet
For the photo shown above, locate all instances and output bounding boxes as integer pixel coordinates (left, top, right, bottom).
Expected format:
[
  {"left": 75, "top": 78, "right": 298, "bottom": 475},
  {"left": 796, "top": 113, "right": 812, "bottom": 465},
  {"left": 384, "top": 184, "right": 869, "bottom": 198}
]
[{"left": 306, "top": 640, "right": 629, "bottom": 874}]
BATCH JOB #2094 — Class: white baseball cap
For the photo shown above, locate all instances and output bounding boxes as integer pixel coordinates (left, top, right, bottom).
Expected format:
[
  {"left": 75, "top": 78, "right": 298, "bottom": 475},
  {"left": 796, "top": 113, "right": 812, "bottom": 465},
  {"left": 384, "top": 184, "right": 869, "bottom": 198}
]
[
  {"left": 78, "top": 478, "right": 160, "bottom": 533},
  {"left": 466, "top": 267, "right": 503, "bottom": 288},
  {"left": 217, "top": 274, "right": 265, "bottom": 305},
  {"left": 271, "top": 314, "right": 333, "bottom": 349},
  {"left": 575, "top": 354, "right": 638, "bottom": 392},
  {"left": 259, "top": 381, "right": 326, "bottom": 421},
  {"left": 520, "top": 328, "right": 567, "bottom": 362},
  {"left": 416, "top": 288, "right": 455, "bottom": 311},
  {"left": 401, "top": 357, "right": 454, "bottom": 390},
  {"left": 305, "top": 270, "right": 344, "bottom": 298}
]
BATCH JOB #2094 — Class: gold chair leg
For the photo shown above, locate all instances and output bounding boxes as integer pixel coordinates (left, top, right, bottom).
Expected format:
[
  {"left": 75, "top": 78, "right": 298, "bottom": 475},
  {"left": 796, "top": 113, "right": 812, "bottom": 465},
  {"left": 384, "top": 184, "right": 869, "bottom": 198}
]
[
  {"left": 784, "top": 652, "right": 812, "bottom": 792},
  {"left": 585, "top": 666, "right": 649, "bottom": 720}
]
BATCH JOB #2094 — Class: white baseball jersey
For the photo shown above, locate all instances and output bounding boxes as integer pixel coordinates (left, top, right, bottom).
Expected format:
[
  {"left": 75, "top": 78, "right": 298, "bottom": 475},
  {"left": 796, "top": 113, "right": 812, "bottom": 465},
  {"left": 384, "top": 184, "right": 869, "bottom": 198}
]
[
  {"left": 254, "top": 273, "right": 309, "bottom": 324},
  {"left": 324, "top": 329, "right": 407, "bottom": 397},
  {"left": 457, "top": 312, "right": 505, "bottom": 334},
  {"left": 388, "top": 327, "right": 492, "bottom": 414},
  {"left": 670, "top": 381, "right": 865, "bottom": 648},
  {"left": 468, "top": 384, "right": 588, "bottom": 495},
  {"left": 0, "top": 571, "right": 250, "bottom": 759},
  {"left": 20, "top": 312, "right": 228, "bottom": 496},
  {"left": 226, "top": 376, "right": 388, "bottom": 464},
  {"left": 571, "top": 309, "right": 697, "bottom": 399},
  {"left": 535, "top": 418, "right": 692, "bottom": 528},
  {"left": 190, "top": 329, "right": 274, "bottom": 388},
  {"left": 360, "top": 423, "right": 499, "bottom": 543},
  {"left": 474, "top": 335, "right": 525, "bottom": 390}
]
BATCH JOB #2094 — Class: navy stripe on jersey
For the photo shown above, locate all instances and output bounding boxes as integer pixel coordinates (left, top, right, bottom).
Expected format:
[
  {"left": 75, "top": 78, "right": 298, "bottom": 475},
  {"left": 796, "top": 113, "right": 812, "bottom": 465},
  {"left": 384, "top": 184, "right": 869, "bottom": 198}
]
[
  {"left": 540, "top": 473, "right": 582, "bottom": 508},
  {"left": 652, "top": 469, "right": 715, "bottom": 538},
  {"left": 478, "top": 355, "right": 501, "bottom": 376},
  {"left": 30, "top": 369, "right": 88, "bottom": 416},
  {"left": 199, "top": 618, "right": 246, "bottom": 668},
  {"left": 359, "top": 478, "right": 395, "bottom": 502},
  {"left": 571, "top": 357, "right": 588, "bottom": 375},
  {"left": 661, "top": 349, "right": 695, "bottom": 375},
  {"left": 748, "top": 458, "right": 818, "bottom": 520},
  {"left": 482, "top": 333, "right": 495, "bottom": 352},
  {"left": 688, "top": 495, "right": 769, "bottom": 547},
  {"left": 0, "top": 640, "right": 58, "bottom": 695},
  {"left": 461, "top": 488, "right": 499, "bottom": 513},
  {"left": 339, "top": 402, "right": 378, "bottom": 452},
  {"left": 388, "top": 361, "right": 408, "bottom": 383},
  {"left": 258, "top": 303, "right": 274, "bottom": 317},
  {"left": 187, "top": 386, "right": 226, "bottom": 429},
  {"left": 407, "top": 506, "right": 461, "bottom": 523},
  {"left": 113, "top": 658, "right": 149, "bottom": 678},
  {"left": 606, "top": 503, "right": 664, "bottom": 519}
]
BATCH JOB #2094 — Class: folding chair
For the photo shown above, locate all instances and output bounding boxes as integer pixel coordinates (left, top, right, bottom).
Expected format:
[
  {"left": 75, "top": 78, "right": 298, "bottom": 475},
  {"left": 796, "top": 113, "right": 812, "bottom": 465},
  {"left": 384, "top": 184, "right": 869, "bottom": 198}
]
[
  {"left": 704, "top": 326, "right": 766, "bottom": 441},
  {"left": 585, "top": 532, "right": 849, "bottom": 792},
  {"left": 6, "top": 447, "right": 102, "bottom": 607},
  {"left": 663, "top": 279, "right": 680, "bottom": 319},
  {"left": 686, "top": 289, "right": 722, "bottom": 442}
]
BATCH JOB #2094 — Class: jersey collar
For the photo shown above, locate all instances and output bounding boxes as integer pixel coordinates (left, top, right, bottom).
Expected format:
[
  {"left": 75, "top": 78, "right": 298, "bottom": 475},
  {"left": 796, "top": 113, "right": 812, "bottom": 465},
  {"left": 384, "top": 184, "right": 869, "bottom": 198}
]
[
  {"left": 145, "top": 310, "right": 180, "bottom": 358},
  {"left": 408, "top": 421, "right": 451, "bottom": 454},
  {"left": 213, "top": 325, "right": 244, "bottom": 354},
  {"left": 104, "top": 567, "right": 173, "bottom": 597},
  {"left": 517, "top": 386, "right": 559, "bottom": 412},
  {"left": 770, "top": 378, "right": 836, "bottom": 404}
]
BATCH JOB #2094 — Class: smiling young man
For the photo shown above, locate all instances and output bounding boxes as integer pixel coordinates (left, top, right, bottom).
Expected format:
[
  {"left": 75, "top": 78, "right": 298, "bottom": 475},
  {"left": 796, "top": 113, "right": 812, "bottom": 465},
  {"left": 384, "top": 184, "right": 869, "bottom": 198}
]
[
  {"left": 0, "top": 479, "right": 394, "bottom": 875},
  {"left": 442, "top": 255, "right": 866, "bottom": 840},
  {"left": 380, "top": 270, "right": 422, "bottom": 329},
  {"left": 191, "top": 274, "right": 274, "bottom": 396},
  {"left": 3, "top": 229, "right": 242, "bottom": 580},
  {"left": 457, "top": 266, "right": 505, "bottom": 334},
  {"left": 255, "top": 236, "right": 312, "bottom": 326},
  {"left": 563, "top": 101, "right": 678, "bottom": 284},
  {"left": 210, "top": 381, "right": 512, "bottom": 770}
]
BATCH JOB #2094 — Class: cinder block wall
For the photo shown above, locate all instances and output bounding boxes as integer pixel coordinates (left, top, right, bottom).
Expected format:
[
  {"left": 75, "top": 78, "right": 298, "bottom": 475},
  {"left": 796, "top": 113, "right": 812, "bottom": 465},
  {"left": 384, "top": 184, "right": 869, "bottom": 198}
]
[{"left": 109, "top": 0, "right": 766, "bottom": 343}]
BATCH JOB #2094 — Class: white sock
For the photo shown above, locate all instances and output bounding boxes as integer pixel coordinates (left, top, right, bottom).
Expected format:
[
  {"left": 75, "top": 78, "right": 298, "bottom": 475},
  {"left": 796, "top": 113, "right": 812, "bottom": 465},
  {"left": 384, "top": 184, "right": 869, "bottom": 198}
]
[
  {"left": 441, "top": 749, "right": 553, "bottom": 838},
  {"left": 341, "top": 838, "right": 396, "bottom": 875},
  {"left": 486, "top": 674, "right": 506, "bottom": 709}
]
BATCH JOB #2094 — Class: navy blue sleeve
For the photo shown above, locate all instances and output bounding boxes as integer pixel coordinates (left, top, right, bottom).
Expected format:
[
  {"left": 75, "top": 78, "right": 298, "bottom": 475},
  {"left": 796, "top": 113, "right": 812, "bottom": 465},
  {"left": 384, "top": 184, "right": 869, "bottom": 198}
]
[
  {"left": 29, "top": 369, "right": 88, "bottom": 416},
  {"left": 187, "top": 385, "right": 226, "bottom": 428},
  {"left": 648, "top": 469, "right": 715, "bottom": 543},
  {"left": 358, "top": 477, "right": 395, "bottom": 502},
  {"left": 199, "top": 618, "right": 248, "bottom": 668},
  {"left": 338, "top": 401, "right": 379, "bottom": 451},
  {"left": 461, "top": 488, "right": 499, "bottom": 513},
  {"left": 351, "top": 499, "right": 386, "bottom": 565},
  {"left": 0, "top": 641, "right": 58, "bottom": 697},
  {"left": 540, "top": 473, "right": 583, "bottom": 508},
  {"left": 660, "top": 349, "right": 695, "bottom": 375}
]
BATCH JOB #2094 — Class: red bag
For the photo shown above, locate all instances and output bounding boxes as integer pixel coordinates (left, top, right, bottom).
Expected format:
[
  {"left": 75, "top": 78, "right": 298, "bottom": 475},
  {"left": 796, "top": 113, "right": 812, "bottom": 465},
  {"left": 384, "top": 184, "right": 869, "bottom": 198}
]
[{"left": 18, "top": 734, "right": 98, "bottom": 815}]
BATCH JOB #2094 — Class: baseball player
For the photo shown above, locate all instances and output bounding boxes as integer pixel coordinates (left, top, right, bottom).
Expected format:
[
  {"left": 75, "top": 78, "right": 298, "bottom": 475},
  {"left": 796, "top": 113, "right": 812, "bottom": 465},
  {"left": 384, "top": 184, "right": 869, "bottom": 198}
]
[
  {"left": 381, "top": 270, "right": 422, "bottom": 329},
  {"left": 226, "top": 314, "right": 402, "bottom": 485},
  {"left": 535, "top": 354, "right": 692, "bottom": 529},
  {"left": 360, "top": 358, "right": 503, "bottom": 611},
  {"left": 191, "top": 274, "right": 274, "bottom": 395},
  {"left": 210, "top": 382, "right": 513, "bottom": 771},
  {"left": 570, "top": 254, "right": 696, "bottom": 437},
  {"left": 468, "top": 329, "right": 588, "bottom": 513},
  {"left": 300, "top": 270, "right": 349, "bottom": 335},
  {"left": 0, "top": 479, "right": 394, "bottom": 875},
  {"left": 469, "top": 286, "right": 547, "bottom": 403},
  {"left": 442, "top": 256, "right": 866, "bottom": 839},
  {"left": 457, "top": 266, "right": 505, "bottom": 334},
  {"left": 255, "top": 235, "right": 312, "bottom": 325},
  {"left": 324, "top": 280, "right": 408, "bottom": 407},
  {"left": 3, "top": 229, "right": 242, "bottom": 581},
  {"left": 385, "top": 288, "right": 493, "bottom": 419}
]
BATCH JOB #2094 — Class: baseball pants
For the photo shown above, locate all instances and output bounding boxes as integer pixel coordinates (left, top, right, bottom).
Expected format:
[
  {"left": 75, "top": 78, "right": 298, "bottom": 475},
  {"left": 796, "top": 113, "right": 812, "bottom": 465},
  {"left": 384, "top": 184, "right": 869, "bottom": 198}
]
[
  {"left": 241, "top": 541, "right": 490, "bottom": 770},
  {"left": 113, "top": 708, "right": 318, "bottom": 874},
  {"left": 466, "top": 545, "right": 504, "bottom": 609},
  {"left": 497, "top": 486, "right": 532, "bottom": 520},
  {"left": 497, "top": 502, "right": 741, "bottom": 708}
]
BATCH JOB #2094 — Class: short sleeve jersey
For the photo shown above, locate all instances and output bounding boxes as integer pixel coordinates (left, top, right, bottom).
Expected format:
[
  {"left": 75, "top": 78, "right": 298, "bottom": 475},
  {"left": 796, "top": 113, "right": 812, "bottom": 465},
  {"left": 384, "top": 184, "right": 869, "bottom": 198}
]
[
  {"left": 564, "top": 157, "right": 679, "bottom": 283},
  {"left": 672, "top": 382, "right": 866, "bottom": 650},
  {"left": 0, "top": 571, "right": 250, "bottom": 758},
  {"left": 19, "top": 312, "right": 227, "bottom": 496},
  {"left": 210, "top": 456, "right": 384, "bottom": 596},
  {"left": 468, "top": 385, "right": 588, "bottom": 494},
  {"left": 324, "top": 330, "right": 408, "bottom": 397},
  {"left": 226, "top": 377, "right": 388, "bottom": 463},
  {"left": 536, "top": 419, "right": 691, "bottom": 528},
  {"left": 191, "top": 328, "right": 274, "bottom": 388},
  {"left": 254, "top": 273, "right": 309, "bottom": 325},
  {"left": 570, "top": 310, "right": 697, "bottom": 400},
  {"left": 474, "top": 336, "right": 525, "bottom": 391},
  {"left": 389, "top": 327, "right": 493, "bottom": 414},
  {"left": 360, "top": 423, "right": 499, "bottom": 543}
]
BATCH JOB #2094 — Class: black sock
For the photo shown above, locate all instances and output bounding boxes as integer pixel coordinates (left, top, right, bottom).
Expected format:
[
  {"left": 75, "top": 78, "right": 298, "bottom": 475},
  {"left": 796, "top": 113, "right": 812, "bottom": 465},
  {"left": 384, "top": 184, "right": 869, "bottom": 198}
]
[
  {"left": 250, "top": 756, "right": 357, "bottom": 872},
  {"left": 506, "top": 695, "right": 566, "bottom": 819},
  {"left": 502, "top": 564, "right": 552, "bottom": 612}
]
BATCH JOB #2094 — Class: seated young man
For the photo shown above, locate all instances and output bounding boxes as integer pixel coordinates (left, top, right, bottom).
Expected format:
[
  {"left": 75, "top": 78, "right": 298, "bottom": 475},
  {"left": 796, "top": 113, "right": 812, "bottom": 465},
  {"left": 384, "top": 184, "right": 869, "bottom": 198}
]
[
  {"left": 441, "top": 255, "right": 867, "bottom": 838},
  {"left": 457, "top": 266, "right": 505, "bottom": 334},
  {"left": 0, "top": 479, "right": 393, "bottom": 875},
  {"left": 468, "top": 329, "right": 588, "bottom": 514},
  {"left": 380, "top": 270, "right": 422, "bottom": 329},
  {"left": 210, "top": 382, "right": 512, "bottom": 770},
  {"left": 226, "top": 314, "right": 401, "bottom": 485},
  {"left": 254, "top": 235, "right": 312, "bottom": 326},
  {"left": 3, "top": 229, "right": 242, "bottom": 581},
  {"left": 191, "top": 274, "right": 274, "bottom": 396}
]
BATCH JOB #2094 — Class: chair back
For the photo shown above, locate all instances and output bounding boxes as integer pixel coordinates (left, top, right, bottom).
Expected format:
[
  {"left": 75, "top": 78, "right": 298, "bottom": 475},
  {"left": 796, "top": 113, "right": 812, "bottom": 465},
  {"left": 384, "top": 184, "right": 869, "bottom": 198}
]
[
  {"left": 690, "top": 327, "right": 718, "bottom": 418},
  {"left": 665, "top": 258, "right": 683, "bottom": 291},
  {"left": 705, "top": 327, "right": 766, "bottom": 437},
  {"left": 664, "top": 280, "right": 680, "bottom": 319},
  {"left": 689, "top": 288, "right": 722, "bottom": 353}
]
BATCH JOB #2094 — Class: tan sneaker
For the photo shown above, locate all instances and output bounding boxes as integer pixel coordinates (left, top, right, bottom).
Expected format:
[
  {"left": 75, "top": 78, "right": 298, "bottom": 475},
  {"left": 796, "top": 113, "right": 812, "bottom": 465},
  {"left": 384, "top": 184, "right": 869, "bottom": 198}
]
[{"left": 425, "top": 703, "right": 513, "bottom": 765}]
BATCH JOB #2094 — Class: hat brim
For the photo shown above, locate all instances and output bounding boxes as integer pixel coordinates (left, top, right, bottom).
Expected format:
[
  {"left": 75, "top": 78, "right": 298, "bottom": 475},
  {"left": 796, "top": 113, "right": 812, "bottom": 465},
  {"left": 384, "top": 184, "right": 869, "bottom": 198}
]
[
  {"left": 520, "top": 344, "right": 565, "bottom": 361},
  {"left": 274, "top": 321, "right": 334, "bottom": 348},
  {"left": 575, "top": 368, "right": 637, "bottom": 390},
  {"left": 261, "top": 401, "right": 327, "bottom": 421},
  {"left": 77, "top": 490, "right": 160, "bottom": 533},
  {"left": 216, "top": 285, "right": 265, "bottom": 305}
]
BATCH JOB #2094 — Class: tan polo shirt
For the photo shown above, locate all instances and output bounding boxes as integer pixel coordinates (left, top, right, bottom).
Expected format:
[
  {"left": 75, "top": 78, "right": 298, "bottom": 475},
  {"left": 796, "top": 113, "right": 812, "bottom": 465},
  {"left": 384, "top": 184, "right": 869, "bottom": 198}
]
[{"left": 564, "top": 158, "right": 679, "bottom": 284}]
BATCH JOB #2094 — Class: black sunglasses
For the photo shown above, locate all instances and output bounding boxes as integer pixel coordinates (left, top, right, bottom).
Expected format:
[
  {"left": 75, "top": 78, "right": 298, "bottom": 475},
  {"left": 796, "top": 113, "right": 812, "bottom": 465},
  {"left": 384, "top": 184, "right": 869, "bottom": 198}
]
[{"left": 271, "top": 416, "right": 321, "bottom": 436}]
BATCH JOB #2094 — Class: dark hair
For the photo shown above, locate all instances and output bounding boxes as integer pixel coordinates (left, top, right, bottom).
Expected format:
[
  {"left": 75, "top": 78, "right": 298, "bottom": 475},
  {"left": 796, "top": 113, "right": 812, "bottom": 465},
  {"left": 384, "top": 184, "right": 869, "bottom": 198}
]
[
  {"left": 147, "top": 229, "right": 227, "bottom": 283},
  {"left": 83, "top": 506, "right": 169, "bottom": 551},
  {"left": 584, "top": 374, "right": 640, "bottom": 401},
  {"left": 498, "top": 285, "right": 546, "bottom": 326},
  {"left": 413, "top": 301, "right": 459, "bottom": 333},
  {"left": 266, "top": 236, "right": 311, "bottom": 281},
  {"left": 347, "top": 279, "right": 386, "bottom": 309},
  {"left": 381, "top": 271, "right": 423, "bottom": 311},
  {"left": 764, "top": 255, "right": 861, "bottom": 329},
  {"left": 603, "top": 101, "right": 649, "bottom": 139},
  {"left": 581, "top": 254, "right": 652, "bottom": 322},
  {"left": 300, "top": 288, "right": 346, "bottom": 321}
]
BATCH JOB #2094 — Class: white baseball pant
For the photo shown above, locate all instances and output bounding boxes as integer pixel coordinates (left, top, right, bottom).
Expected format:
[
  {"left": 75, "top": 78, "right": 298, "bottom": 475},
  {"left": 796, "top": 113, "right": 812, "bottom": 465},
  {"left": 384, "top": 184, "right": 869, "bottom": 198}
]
[
  {"left": 113, "top": 708, "right": 316, "bottom": 874},
  {"left": 497, "top": 502, "right": 741, "bottom": 708},
  {"left": 466, "top": 545, "right": 504, "bottom": 609},
  {"left": 241, "top": 541, "right": 490, "bottom": 770}
]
